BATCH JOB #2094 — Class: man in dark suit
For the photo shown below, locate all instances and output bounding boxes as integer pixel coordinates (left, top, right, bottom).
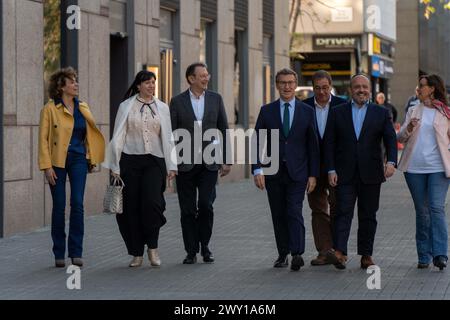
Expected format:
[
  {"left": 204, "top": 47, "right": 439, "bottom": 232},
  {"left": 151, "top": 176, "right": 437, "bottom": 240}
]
[
  {"left": 170, "top": 62, "right": 231, "bottom": 264},
  {"left": 253, "top": 68, "right": 320, "bottom": 271},
  {"left": 303, "top": 70, "right": 347, "bottom": 266},
  {"left": 324, "top": 74, "right": 397, "bottom": 270}
]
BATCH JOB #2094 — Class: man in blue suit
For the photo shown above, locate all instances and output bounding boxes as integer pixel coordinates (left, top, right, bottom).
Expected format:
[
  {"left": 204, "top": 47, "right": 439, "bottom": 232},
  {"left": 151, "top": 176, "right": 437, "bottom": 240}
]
[
  {"left": 303, "top": 70, "right": 347, "bottom": 266},
  {"left": 253, "top": 68, "right": 320, "bottom": 271},
  {"left": 324, "top": 74, "right": 397, "bottom": 270}
]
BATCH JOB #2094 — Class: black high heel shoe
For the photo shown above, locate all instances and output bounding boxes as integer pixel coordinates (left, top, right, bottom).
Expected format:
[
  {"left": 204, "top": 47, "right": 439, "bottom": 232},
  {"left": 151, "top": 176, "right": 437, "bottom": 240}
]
[{"left": 433, "top": 256, "right": 447, "bottom": 271}]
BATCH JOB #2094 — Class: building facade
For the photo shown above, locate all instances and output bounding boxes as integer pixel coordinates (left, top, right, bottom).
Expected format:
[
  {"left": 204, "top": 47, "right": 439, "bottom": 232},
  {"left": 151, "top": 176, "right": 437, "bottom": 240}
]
[
  {"left": 0, "top": 0, "right": 290, "bottom": 237},
  {"left": 390, "top": 0, "right": 420, "bottom": 120},
  {"left": 391, "top": 0, "right": 450, "bottom": 121},
  {"left": 291, "top": 0, "right": 396, "bottom": 100}
]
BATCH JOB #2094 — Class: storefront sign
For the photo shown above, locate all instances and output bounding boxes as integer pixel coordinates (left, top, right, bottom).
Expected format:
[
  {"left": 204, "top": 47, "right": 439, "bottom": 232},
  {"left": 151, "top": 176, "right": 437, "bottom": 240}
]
[
  {"left": 371, "top": 55, "right": 394, "bottom": 79},
  {"left": 331, "top": 7, "right": 353, "bottom": 22},
  {"left": 313, "top": 35, "right": 359, "bottom": 50},
  {"left": 364, "top": 0, "right": 396, "bottom": 41},
  {"left": 302, "top": 60, "right": 351, "bottom": 77},
  {"left": 368, "top": 34, "right": 395, "bottom": 58}
]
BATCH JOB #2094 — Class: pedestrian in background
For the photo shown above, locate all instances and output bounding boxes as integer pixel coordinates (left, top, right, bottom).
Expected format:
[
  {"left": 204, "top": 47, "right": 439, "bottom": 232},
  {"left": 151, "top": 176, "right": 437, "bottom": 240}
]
[
  {"left": 397, "top": 74, "right": 450, "bottom": 270},
  {"left": 39, "top": 67, "right": 105, "bottom": 268},
  {"left": 103, "top": 70, "right": 177, "bottom": 268},
  {"left": 375, "top": 92, "right": 398, "bottom": 124},
  {"left": 404, "top": 86, "right": 421, "bottom": 116}
]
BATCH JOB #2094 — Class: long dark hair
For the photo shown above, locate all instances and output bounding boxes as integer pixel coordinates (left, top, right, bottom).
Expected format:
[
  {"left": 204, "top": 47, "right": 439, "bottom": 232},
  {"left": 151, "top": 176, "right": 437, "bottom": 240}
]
[
  {"left": 420, "top": 74, "right": 448, "bottom": 105},
  {"left": 124, "top": 70, "right": 157, "bottom": 100}
]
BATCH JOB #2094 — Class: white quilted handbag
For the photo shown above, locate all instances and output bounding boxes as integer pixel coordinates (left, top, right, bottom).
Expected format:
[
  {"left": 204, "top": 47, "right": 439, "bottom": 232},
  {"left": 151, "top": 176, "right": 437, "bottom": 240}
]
[{"left": 103, "top": 175, "right": 125, "bottom": 214}]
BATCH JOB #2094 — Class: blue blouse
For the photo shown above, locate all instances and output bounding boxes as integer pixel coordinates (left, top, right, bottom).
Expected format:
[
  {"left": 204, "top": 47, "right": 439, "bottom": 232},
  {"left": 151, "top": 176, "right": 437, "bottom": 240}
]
[{"left": 56, "top": 98, "right": 87, "bottom": 155}]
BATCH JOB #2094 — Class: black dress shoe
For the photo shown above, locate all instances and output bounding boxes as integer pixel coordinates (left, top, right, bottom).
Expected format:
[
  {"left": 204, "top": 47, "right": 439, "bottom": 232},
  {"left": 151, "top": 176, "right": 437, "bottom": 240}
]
[
  {"left": 183, "top": 254, "right": 197, "bottom": 264},
  {"left": 201, "top": 246, "right": 214, "bottom": 263},
  {"left": 433, "top": 256, "right": 447, "bottom": 270},
  {"left": 55, "top": 259, "right": 65, "bottom": 268},
  {"left": 203, "top": 253, "right": 215, "bottom": 263},
  {"left": 71, "top": 258, "right": 83, "bottom": 267},
  {"left": 290, "top": 255, "right": 304, "bottom": 271},
  {"left": 273, "top": 255, "right": 288, "bottom": 268}
]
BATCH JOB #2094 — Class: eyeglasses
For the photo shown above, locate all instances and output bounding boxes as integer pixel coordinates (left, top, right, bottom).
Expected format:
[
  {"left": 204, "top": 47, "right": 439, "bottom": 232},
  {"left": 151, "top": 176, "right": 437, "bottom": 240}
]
[
  {"left": 198, "top": 74, "right": 211, "bottom": 80},
  {"left": 277, "top": 81, "right": 297, "bottom": 87},
  {"left": 313, "top": 86, "right": 331, "bottom": 92}
]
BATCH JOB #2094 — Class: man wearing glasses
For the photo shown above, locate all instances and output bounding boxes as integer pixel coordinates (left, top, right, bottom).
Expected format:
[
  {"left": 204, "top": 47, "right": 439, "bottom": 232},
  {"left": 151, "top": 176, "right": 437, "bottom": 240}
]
[
  {"left": 302, "top": 70, "right": 346, "bottom": 266},
  {"left": 170, "top": 62, "right": 231, "bottom": 265},
  {"left": 253, "top": 68, "right": 320, "bottom": 271}
]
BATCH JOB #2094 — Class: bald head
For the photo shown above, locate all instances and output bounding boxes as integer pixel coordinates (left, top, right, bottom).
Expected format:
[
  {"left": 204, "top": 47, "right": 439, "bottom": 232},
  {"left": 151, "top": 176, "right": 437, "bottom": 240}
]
[
  {"left": 350, "top": 74, "right": 371, "bottom": 87},
  {"left": 350, "top": 74, "right": 371, "bottom": 106}
]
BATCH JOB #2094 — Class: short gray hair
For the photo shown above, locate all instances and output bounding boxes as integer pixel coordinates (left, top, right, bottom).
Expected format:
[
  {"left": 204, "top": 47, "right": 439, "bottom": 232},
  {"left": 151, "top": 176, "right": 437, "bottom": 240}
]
[{"left": 275, "top": 68, "right": 298, "bottom": 83}]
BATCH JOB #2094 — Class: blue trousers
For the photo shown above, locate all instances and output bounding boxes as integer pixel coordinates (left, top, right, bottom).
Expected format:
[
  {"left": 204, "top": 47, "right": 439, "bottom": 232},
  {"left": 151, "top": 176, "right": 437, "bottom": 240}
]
[
  {"left": 404, "top": 172, "right": 450, "bottom": 264},
  {"left": 265, "top": 164, "right": 307, "bottom": 256},
  {"left": 50, "top": 152, "right": 88, "bottom": 259},
  {"left": 333, "top": 169, "right": 381, "bottom": 257}
]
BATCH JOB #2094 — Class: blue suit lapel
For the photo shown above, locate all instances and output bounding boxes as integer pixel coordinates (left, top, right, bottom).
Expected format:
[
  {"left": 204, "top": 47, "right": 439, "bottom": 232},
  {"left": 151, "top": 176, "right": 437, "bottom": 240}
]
[
  {"left": 271, "top": 99, "right": 284, "bottom": 134},
  {"left": 344, "top": 102, "right": 358, "bottom": 142},
  {"left": 359, "top": 103, "right": 374, "bottom": 141},
  {"left": 288, "top": 99, "right": 302, "bottom": 138}
]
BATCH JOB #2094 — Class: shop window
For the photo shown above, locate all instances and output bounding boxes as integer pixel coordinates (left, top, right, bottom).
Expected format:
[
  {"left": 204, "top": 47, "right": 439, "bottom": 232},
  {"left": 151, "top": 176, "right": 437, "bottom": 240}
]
[{"left": 160, "top": 8, "right": 175, "bottom": 103}]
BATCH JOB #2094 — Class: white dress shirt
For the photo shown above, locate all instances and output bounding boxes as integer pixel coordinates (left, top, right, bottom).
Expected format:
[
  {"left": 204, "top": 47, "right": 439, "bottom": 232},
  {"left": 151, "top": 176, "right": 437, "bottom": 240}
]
[
  {"left": 190, "top": 89, "right": 205, "bottom": 121},
  {"left": 314, "top": 96, "right": 331, "bottom": 139}
]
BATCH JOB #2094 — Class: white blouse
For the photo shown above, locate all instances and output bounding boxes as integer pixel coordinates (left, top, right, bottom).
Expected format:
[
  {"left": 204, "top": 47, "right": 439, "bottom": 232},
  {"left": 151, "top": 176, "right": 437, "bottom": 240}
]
[{"left": 123, "top": 99, "right": 164, "bottom": 158}]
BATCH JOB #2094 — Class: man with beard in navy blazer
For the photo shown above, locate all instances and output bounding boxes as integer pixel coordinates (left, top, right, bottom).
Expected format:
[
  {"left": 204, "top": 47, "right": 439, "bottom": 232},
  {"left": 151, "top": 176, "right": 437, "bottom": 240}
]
[
  {"left": 252, "top": 68, "right": 320, "bottom": 271},
  {"left": 303, "top": 70, "right": 347, "bottom": 266},
  {"left": 324, "top": 74, "right": 397, "bottom": 270}
]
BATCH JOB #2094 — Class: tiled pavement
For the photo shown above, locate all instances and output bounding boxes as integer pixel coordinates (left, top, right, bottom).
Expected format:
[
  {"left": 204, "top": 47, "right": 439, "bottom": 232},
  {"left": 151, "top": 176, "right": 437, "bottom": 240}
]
[{"left": 0, "top": 172, "right": 449, "bottom": 300}]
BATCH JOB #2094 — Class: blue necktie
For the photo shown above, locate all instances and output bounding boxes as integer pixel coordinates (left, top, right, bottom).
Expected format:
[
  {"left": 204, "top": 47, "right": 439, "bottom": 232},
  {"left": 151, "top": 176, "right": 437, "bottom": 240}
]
[{"left": 283, "top": 103, "right": 290, "bottom": 137}]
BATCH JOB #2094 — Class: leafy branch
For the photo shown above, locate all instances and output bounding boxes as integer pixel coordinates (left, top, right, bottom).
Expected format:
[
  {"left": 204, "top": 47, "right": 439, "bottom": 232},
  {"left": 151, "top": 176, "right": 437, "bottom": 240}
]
[{"left": 420, "top": 0, "right": 450, "bottom": 19}]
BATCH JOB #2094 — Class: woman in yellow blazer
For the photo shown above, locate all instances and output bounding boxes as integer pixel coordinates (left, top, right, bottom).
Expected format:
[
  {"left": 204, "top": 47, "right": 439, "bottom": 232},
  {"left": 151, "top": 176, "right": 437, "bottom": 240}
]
[{"left": 38, "top": 67, "right": 105, "bottom": 268}]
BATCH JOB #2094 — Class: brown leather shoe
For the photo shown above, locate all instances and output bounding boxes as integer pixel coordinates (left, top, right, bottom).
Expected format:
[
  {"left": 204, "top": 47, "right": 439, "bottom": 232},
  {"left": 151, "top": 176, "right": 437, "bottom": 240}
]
[
  {"left": 360, "top": 255, "right": 375, "bottom": 269},
  {"left": 311, "top": 255, "right": 332, "bottom": 266},
  {"left": 326, "top": 249, "right": 346, "bottom": 269}
]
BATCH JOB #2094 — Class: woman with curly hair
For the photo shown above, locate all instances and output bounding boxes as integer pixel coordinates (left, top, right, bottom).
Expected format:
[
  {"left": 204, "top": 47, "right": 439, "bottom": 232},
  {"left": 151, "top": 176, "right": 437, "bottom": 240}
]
[{"left": 39, "top": 67, "right": 105, "bottom": 268}]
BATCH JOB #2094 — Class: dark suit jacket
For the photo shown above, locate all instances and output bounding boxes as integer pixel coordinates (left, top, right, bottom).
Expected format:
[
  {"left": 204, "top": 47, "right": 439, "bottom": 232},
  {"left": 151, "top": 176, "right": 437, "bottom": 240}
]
[
  {"left": 324, "top": 102, "right": 397, "bottom": 185},
  {"left": 252, "top": 98, "right": 320, "bottom": 182},
  {"left": 303, "top": 95, "right": 347, "bottom": 173},
  {"left": 169, "top": 90, "right": 229, "bottom": 172}
]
